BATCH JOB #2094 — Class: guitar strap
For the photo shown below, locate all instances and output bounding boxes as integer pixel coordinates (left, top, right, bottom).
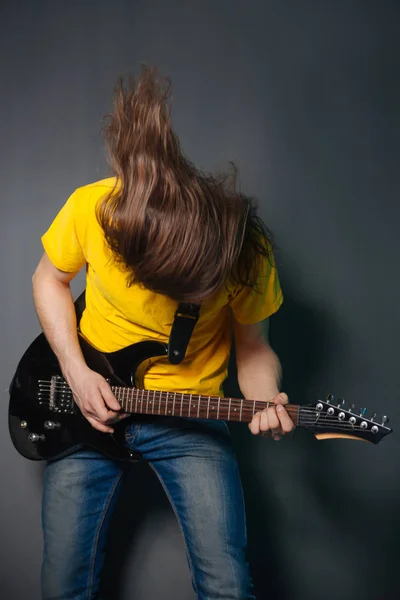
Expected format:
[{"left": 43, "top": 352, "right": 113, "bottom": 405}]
[
  {"left": 74, "top": 291, "right": 200, "bottom": 365},
  {"left": 74, "top": 290, "right": 86, "bottom": 324},
  {"left": 167, "top": 302, "right": 201, "bottom": 365}
]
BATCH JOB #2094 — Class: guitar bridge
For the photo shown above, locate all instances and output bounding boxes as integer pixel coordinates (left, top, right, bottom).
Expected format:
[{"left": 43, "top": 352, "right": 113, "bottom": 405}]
[{"left": 48, "top": 375, "right": 74, "bottom": 414}]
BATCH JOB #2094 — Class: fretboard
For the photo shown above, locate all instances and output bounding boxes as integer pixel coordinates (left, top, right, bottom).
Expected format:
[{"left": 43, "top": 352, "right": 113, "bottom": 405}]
[{"left": 112, "top": 386, "right": 300, "bottom": 425}]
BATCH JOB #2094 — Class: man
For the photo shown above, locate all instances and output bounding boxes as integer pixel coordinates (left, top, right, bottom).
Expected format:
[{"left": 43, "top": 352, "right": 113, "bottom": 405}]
[{"left": 32, "top": 67, "right": 294, "bottom": 599}]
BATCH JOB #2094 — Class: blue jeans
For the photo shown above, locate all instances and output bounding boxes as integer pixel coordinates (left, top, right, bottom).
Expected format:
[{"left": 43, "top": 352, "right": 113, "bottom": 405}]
[{"left": 41, "top": 417, "right": 255, "bottom": 599}]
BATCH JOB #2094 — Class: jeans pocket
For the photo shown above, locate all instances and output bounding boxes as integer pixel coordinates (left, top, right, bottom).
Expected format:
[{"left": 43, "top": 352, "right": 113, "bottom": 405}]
[{"left": 124, "top": 422, "right": 142, "bottom": 449}]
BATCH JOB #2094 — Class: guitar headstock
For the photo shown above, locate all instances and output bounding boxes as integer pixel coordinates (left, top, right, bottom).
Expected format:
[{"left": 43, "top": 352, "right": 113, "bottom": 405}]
[{"left": 299, "top": 394, "right": 393, "bottom": 444}]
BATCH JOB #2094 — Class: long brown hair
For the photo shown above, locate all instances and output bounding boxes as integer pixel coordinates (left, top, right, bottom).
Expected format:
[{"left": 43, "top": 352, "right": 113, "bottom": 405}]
[{"left": 98, "top": 66, "right": 274, "bottom": 302}]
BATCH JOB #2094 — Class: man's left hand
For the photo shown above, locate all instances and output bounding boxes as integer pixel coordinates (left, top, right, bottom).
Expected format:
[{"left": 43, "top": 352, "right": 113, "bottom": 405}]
[{"left": 248, "top": 392, "right": 294, "bottom": 440}]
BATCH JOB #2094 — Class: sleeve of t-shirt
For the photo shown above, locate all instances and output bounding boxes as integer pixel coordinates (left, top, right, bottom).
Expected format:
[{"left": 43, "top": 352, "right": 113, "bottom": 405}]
[
  {"left": 41, "top": 188, "right": 87, "bottom": 273},
  {"left": 228, "top": 252, "right": 283, "bottom": 324}
]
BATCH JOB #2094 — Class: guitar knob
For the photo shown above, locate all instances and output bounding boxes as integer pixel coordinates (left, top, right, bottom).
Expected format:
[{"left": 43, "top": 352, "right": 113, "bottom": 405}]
[
  {"left": 28, "top": 433, "right": 45, "bottom": 443},
  {"left": 382, "top": 415, "right": 389, "bottom": 425},
  {"left": 44, "top": 420, "right": 60, "bottom": 430}
]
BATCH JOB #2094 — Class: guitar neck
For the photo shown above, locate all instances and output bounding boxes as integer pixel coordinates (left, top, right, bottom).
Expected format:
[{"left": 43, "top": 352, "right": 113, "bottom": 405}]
[{"left": 112, "top": 386, "right": 300, "bottom": 424}]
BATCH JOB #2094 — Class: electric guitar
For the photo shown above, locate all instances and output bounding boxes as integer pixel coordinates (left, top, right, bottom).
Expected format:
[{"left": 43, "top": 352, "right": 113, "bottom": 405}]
[{"left": 8, "top": 332, "right": 393, "bottom": 461}]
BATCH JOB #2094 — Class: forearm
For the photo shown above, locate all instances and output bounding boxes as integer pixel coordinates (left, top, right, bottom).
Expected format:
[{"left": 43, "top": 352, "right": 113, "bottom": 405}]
[
  {"left": 236, "top": 341, "right": 282, "bottom": 402},
  {"left": 32, "top": 271, "right": 86, "bottom": 377}
]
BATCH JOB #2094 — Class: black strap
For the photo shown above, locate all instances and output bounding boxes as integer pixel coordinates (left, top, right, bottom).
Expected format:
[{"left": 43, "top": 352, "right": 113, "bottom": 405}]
[
  {"left": 74, "top": 290, "right": 200, "bottom": 365},
  {"left": 74, "top": 290, "right": 86, "bottom": 324},
  {"left": 168, "top": 302, "right": 201, "bottom": 365}
]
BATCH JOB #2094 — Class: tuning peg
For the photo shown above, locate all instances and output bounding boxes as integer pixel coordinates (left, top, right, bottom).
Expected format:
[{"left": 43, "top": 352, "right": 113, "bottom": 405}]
[
  {"left": 337, "top": 397, "right": 345, "bottom": 407},
  {"left": 359, "top": 407, "right": 367, "bottom": 416},
  {"left": 370, "top": 412, "right": 376, "bottom": 421},
  {"left": 382, "top": 415, "right": 389, "bottom": 425},
  {"left": 350, "top": 403, "right": 356, "bottom": 412},
  {"left": 326, "top": 394, "right": 334, "bottom": 403}
]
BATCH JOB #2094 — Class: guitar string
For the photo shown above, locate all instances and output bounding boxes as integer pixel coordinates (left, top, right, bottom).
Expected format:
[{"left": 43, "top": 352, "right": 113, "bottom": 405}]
[
  {"left": 114, "top": 396, "right": 380, "bottom": 427},
  {"left": 114, "top": 399, "right": 377, "bottom": 432},
  {"left": 38, "top": 385, "right": 381, "bottom": 418},
  {"left": 37, "top": 382, "right": 385, "bottom": 428},
  {"left": 37, "top": 380, "right": 368, "bottom": 412},
  {"left": 38, "top": 380, "right": 373, "bottom": 413},
  {"left": 115, "top": 400, "right": 379, "bottom": 430},
  {"left": 39, "top": 383, "right": 381, "bottom": 420},
  {"left": 37, "top": 380, "right": 371, "bottom": 408}
]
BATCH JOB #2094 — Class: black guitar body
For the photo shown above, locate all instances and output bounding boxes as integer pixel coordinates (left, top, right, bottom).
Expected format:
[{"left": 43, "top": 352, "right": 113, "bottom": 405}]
[
  {"left": 9, "top": 332, "right": 393, "bottom": 461},
  {"left": 9, "top": 333, "right": 168, "bottom": 461}
]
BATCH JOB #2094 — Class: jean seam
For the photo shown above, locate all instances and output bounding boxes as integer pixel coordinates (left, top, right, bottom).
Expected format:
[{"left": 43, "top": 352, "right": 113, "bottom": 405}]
[
  {"left": 148, "top": 462, "right": 198, "bottom": 596},
  {"left": 226, "top": 461, "right": 251, "bottom": 600},
  {"left": 125, "top": 424, "right": 142, "bottom": 448},
  {"left": 87, "top": 472, "right": 124, "bottom": 600}
]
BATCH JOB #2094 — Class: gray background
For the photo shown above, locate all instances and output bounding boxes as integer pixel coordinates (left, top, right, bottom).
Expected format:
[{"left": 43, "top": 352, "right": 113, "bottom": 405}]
[{"left": 1, "top": 1, "right": 399, "bottom": 599}]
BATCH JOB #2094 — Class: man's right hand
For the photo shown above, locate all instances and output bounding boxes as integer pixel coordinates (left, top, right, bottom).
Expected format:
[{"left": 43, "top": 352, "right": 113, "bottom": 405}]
[{"left": 64, "top": 365, "right": 130, "bottom": 433}]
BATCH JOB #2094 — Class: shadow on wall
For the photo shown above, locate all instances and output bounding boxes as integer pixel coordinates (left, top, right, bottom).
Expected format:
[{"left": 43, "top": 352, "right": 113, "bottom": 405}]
[
  {"left": 100, "top": 462, "right": 189, "bottom": 600},
  {"left": 224, "top": 288, "right": 358, "bottom": 600}
]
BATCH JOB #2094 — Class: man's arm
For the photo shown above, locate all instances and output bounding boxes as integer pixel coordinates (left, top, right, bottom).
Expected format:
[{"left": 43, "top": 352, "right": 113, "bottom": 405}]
[
  {"left": 32, "top": 253, "right": 124, "bottom": 433},
  {"left": 233, "top": 317, "right": 294, "bottom": 439},
  {"left": 33, "top": 253, "right": 87, "bottom": 375}
]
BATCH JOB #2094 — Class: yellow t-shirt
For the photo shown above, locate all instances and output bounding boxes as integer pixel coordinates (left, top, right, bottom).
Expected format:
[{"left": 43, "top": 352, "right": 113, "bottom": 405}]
[{"left": 41, "top": 178, "right": 283, "bottom": 396}]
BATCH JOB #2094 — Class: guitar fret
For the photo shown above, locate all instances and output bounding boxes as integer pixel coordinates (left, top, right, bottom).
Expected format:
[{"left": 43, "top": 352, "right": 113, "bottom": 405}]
[{"left": 111, "top": 387, "right": 296, "bottom": 425}]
